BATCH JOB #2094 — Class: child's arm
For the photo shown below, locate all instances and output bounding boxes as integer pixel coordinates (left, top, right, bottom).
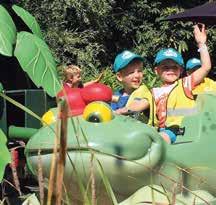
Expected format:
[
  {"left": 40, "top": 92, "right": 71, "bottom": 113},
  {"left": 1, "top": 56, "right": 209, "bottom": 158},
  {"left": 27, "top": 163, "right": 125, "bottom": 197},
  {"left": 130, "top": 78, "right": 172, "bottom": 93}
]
[
  {"left": 192, "top": 24, "right": 211, "bottom": 86},
  {"left": 127, "top": 98, "right": 150, "bottom": 112},
  {"left": 83, "top": 72, "right": 104, "bottom": 87},
  {"left": 114, "top": 85, "right": 151, "bottom": 114},
  {"left": 114, "top": 98, "right": 149, "bottom": 114}
]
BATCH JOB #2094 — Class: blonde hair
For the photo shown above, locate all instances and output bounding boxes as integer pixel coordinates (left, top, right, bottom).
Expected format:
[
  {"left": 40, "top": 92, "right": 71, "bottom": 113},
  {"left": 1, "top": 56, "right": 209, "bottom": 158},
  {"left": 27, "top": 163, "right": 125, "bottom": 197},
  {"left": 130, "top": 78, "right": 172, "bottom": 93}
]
[{"left": 63, "top": 64, "right": 82, "bottom": 82}]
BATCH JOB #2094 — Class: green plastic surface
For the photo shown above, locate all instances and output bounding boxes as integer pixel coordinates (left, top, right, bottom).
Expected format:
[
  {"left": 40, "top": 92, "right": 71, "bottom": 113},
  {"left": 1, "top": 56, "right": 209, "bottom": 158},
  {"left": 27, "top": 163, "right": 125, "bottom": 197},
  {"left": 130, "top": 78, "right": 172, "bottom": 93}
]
[
  {"left": 8, "top": 126, "right": 37, "bottom": 140},
  {"left": 24, "top": 93, "right": 216, "bottom": 204}
]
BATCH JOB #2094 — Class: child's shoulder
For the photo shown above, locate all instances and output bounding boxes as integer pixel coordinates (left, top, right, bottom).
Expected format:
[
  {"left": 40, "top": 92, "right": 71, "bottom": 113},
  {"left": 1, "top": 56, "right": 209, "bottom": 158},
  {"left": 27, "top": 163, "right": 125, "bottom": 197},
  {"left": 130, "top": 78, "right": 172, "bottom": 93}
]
[
  {"left": 126, "top": 85, "right": 152, "bottom": 106},
  {"left": 129, "top": 84, "right": 152, "bottom": 100},
  {"left": 134, "top": 84, "right": 150, "bottom": 93}
]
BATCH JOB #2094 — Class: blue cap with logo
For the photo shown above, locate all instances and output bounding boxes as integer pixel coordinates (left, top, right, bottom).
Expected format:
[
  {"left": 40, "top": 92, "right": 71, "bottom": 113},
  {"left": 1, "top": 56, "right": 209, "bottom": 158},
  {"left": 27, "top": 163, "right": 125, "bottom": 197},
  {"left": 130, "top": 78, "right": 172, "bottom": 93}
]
[
  {"left": 113, "top": 50, "right": 144, "bottom": 73},
  {"left": 154, "top": 48, "right": 184, "bottom": 67},
  {"left": 186, "top": 58, "right": 201, "bottom": 71}
]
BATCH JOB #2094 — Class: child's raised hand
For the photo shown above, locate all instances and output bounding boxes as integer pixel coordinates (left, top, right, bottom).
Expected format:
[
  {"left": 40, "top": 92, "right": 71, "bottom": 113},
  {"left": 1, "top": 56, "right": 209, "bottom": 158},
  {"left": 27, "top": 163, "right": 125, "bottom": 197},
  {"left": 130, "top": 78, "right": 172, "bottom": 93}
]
[{"left": 193, "top": 24, "right": 207, "bottom": 45}]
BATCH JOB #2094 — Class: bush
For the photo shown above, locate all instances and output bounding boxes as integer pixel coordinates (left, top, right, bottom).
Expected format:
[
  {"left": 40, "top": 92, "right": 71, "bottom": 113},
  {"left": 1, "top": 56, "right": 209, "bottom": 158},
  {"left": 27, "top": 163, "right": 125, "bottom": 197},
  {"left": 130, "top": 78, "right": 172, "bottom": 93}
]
[{"left": 18, "top": 0, "right": 216, "bottom": 88}]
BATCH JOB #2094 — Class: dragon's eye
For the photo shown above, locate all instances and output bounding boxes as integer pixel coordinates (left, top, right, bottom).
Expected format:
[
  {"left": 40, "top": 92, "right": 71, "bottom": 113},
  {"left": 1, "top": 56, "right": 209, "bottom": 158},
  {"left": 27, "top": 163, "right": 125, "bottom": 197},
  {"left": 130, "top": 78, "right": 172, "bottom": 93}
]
[{"left": 83, "top": 101, "right": 113, "bottom": 123}]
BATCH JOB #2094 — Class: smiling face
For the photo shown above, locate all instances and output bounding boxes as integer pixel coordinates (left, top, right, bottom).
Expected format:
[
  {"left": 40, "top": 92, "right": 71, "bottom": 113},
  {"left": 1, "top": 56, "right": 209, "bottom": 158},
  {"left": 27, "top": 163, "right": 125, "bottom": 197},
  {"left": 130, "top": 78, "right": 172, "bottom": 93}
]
[
  {"left": 154, "top": 60, "right": 183, "bottom": 86},
  {"left": 116, "top": 59, "right": 143, "bottom": 94}
]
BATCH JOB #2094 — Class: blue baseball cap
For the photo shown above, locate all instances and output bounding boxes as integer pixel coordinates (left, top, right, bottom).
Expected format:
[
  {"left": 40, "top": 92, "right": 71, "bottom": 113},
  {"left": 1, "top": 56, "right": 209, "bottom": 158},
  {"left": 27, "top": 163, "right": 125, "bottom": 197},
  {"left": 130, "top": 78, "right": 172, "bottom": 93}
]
[
  {"left": 113, "top": 50, "right": 144, "bottom": 73},
  {"left": 154, "top": 48, "right": 184, "bottom": 67},
  {"left": 186, "top": 58, "right": 201, "bottom": 71}
]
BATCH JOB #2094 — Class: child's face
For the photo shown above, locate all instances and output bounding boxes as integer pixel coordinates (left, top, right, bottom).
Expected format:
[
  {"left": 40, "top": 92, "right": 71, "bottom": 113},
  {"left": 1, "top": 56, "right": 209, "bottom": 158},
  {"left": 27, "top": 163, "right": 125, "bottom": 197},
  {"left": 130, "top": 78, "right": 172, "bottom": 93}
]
[
  {"left": 117, "top": 60, "right": 143, "bottom": 91},
  {"left": 71, "top": 72, "right": 82, "bottom": 87},
  {"left": 155, "top": 60, "right": 183, "bottom": 85}
]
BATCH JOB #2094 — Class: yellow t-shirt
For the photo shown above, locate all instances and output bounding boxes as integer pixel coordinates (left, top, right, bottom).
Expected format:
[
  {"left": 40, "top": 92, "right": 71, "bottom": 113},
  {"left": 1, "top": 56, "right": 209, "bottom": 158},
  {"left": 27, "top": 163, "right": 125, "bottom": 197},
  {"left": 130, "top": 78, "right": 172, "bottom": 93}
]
[
  {"left": 192, "top": 78, "right": 216, "bottom": 95},
  {"left": 126, "top": 84, "right": 152, "bottom": 107}
]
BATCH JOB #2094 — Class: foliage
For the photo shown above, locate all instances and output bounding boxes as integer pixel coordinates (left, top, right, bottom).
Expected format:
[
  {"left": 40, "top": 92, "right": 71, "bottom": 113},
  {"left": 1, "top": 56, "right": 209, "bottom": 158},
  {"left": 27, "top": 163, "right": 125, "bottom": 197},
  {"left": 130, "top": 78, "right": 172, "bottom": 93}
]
[
  {"left": 14, "top": 32, "right": 61, "bottom": 96},
  {"left": 12, "top": 5, "right": 43, "bottom": 38},
  {"left": 0, "top": 4, "right": 61, "bottom": 97},
  {"left": 100, "top": 67, "right": 122, "bottom": 91},
  {"left": 0, "top": 129, "right": 11, "bottom": 182},
  {"left": 0, "top": 5, "right": 16, "bottom": 56},
  {"left": 18, "top": 0, "right": 216, "bottom": 89}
]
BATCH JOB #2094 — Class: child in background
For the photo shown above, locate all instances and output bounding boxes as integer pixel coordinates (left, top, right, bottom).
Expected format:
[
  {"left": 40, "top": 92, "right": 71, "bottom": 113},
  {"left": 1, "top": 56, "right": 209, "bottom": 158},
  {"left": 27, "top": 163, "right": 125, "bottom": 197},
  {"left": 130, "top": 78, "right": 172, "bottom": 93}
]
[
  {"left": 110, "top": 50, "right": 151, "bottom": 113},
  {"left": 63, "top": 64, "right": 103, "bottom": 88},
  {"left": 186, "top": 58, "right": 216, "bottom": 94},
  {"left": 126, "top": 24, "right": 211, "bottom": 144},
  {"left": 57, "top": 64, "right": 110, "bottom": 116},
  {"left": 186, "top": 58, "right": 202, "bottom": 76}
]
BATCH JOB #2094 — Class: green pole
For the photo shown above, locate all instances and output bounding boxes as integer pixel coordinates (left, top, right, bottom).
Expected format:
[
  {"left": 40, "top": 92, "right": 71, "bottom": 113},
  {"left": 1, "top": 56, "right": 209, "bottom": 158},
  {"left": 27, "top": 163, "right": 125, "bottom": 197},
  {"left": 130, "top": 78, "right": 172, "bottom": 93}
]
[{"left": 8, "top": 125, "right": 38, "bottom": 140}]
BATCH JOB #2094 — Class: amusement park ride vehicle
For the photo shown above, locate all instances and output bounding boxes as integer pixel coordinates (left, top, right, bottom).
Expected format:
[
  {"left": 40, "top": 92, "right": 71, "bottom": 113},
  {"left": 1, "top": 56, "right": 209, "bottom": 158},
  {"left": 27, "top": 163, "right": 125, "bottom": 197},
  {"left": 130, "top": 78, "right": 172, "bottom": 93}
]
[{"left": 1, "top": 2, "right": 216, "bottom": 205}]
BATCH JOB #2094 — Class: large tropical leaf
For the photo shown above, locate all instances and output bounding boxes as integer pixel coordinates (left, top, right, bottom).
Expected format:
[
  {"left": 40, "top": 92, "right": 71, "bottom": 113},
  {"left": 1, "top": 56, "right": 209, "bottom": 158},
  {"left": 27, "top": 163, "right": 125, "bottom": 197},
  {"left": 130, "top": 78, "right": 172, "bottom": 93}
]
[
  {"left": 0, "top": 129, "right": 11, "bottom": 182},
  {"left": 0, "top": 5, "right": 16, "bottom": 56},
  {"left": 14, "top": 31, "right": 61, "bottom": 97},
  {"left": 12, "top": 5, "right": 43, "bottom": 39}
]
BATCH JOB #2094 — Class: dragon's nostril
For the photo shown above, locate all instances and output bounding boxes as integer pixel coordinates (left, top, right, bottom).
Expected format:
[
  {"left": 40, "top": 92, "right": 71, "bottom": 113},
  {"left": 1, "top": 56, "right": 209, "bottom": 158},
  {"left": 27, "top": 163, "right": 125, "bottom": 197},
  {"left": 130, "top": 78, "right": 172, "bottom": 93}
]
[{"left": 114, "top": 145, "right": 123, "bottom": 156}]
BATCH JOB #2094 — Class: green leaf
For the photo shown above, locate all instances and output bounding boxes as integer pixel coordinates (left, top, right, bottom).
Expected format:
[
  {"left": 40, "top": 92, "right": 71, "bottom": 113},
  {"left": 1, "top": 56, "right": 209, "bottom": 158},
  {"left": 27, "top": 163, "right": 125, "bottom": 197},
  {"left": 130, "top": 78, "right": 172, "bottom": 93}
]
[
  {"left": 12, "top": 5, "right": 43, "bottom": 39},
  {"left": 0, "top": 129, "right": 11, "bottom": 182},
  {"left": 14, "top": 31, "right": 61, "bottom": 97},
  {"left": 0, "top": 5, "right": 16, "bottom": 56}
]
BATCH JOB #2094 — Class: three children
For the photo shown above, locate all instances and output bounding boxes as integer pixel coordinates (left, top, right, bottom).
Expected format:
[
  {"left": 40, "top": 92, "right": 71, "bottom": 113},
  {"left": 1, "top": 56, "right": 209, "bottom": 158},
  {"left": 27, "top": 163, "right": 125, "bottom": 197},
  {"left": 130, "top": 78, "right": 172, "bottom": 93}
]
[
  {"left": 62, "top": 24, "right": 213, "bottom": 144},
  {"left": 121, "top": 24, "right": 211, "bottom": 143}
]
